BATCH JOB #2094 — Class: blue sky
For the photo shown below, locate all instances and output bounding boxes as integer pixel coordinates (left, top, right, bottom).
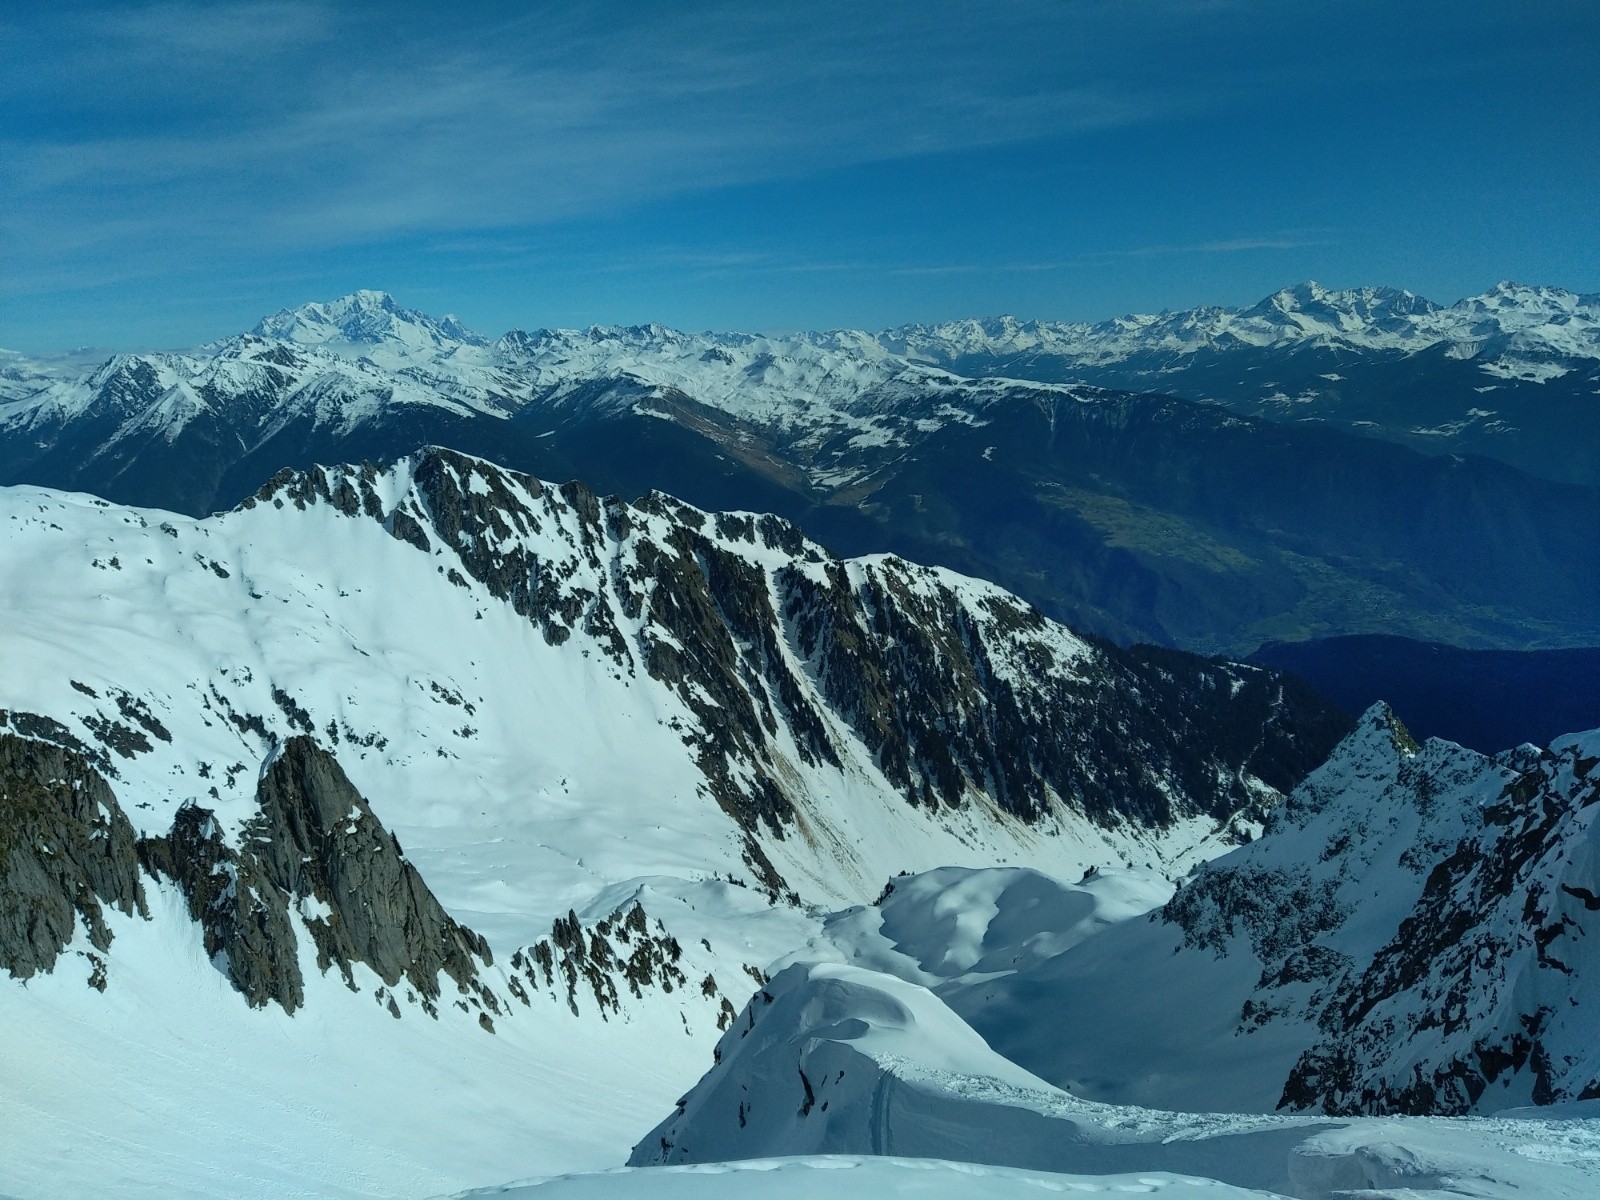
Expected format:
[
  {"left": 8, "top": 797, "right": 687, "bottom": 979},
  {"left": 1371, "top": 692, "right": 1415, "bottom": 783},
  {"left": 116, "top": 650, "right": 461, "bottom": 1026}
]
[{"left": 3, "top": 0, "right": 1597, "bottom": 350}]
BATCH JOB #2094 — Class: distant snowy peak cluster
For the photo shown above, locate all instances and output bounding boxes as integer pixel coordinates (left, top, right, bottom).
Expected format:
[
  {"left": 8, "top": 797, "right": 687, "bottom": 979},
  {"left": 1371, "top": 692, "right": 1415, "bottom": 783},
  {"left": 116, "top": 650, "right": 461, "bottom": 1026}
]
[
  {"left": 5, "top": 281, "right": 1596, "bottom": 471},
  {"left": 882, "top": 281, "right": 1600, "bottom": 366},
  {"left": 4, "top": 282, "right": 1599, "bottom": 658},
  {"left": 249, "top": 280, "right": 1600, "bottom": 371}
]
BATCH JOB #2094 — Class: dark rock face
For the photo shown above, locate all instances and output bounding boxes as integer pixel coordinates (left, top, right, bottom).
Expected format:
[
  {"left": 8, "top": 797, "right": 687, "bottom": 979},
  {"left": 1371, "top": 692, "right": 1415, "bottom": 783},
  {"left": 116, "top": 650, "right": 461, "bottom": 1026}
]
[
  {"left": 510, "top": 903, "right": 693, "bottom": 1017},
  {"left": 0, "top": 731, "right": 147, "bottom": 979},
  {"left": 141, "top": 735, "right": 494, "bottom": 1015},
  {"left": 138, "top": 803, "right": 306, "bottom": 1011},
  {"left": 0, "top": 720, "right": 495, "bottom": 1018},
  {"left": 1280, "top": 736, "right": 1600, "bottom": 1114},
  {"left": 245, "top": 451, "right": 1351, "bottom": 885},
  {"left": 253, "top": 736, "right": 493, "bottom": 1005}
]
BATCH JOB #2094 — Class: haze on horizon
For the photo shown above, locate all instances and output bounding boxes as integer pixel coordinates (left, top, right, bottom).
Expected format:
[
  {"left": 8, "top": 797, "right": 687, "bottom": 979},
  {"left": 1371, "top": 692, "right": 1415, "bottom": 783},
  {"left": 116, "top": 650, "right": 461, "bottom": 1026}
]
[{"left": 3, "top": 0, "right": 1597, "bottom": 352}]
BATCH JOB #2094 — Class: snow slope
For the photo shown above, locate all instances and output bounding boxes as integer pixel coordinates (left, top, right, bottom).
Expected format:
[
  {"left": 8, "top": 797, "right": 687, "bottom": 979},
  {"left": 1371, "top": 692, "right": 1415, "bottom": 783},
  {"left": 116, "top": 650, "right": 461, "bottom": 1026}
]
[
  {"left": 461, "top": 1157, "right": 1287, "bottom": 1200},
  {"left": 631, "top": 959, "right": 1600, "bottom": 1199},
  {"left": 752, "top": 706, "right": 1600, "bottom": 1121},
  {"left": 0, "top": 450, "right": 1330, "bottom": 913}
]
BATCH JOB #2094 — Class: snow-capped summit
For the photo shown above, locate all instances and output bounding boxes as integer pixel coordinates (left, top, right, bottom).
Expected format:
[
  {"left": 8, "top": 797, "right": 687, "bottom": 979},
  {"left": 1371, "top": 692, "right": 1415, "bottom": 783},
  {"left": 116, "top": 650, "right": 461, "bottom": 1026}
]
[{"left": 253, "top": 289, "right": 490, "bottom": 361}]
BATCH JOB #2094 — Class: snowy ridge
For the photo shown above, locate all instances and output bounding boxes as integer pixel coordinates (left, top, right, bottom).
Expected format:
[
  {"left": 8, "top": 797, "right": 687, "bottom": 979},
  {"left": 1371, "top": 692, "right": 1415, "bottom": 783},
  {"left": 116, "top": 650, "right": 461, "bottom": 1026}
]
[
  {"left": 0, "top": 447, "right": 1336, "bottom": 912},
  {"left": 1283, "top": 727, "right": 1600, "bottom": 1114},
  {"left": 629, "top": 957, "right": 1600, "bottom": 1199},
  {"left": 0, "top": 290, "right": 1103, "bottom": 513},
  {"left": 4, "top": 281, "right": 1596, "bottom": 512}
]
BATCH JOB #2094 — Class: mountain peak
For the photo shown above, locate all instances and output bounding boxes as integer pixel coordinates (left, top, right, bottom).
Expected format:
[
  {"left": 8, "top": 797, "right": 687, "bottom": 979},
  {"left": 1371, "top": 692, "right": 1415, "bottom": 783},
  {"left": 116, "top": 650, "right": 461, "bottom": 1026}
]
[{"left": 252, "top": 291, "right": 488, "bottom": 355}]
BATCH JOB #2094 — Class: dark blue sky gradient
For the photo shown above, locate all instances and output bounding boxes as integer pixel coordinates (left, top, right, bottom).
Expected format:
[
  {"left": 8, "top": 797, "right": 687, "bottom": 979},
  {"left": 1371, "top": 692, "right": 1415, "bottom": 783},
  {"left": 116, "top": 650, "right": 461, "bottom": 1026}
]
[{"left": 3, "top": 0, "right": 1596, "bottom": 349}]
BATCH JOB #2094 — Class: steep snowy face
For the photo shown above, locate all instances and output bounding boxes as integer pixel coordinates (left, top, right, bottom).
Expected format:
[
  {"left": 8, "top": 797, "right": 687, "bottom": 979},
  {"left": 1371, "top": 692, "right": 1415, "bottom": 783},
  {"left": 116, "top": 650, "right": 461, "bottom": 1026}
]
[
  {"left": 876, "top": 707, "right": 1504, "bottom": 1111},
  {"left": 0, "top": 451, "right": 1351, "bottom": 1198},
  {"left": 1284, "top": 728, "right": 1600, "bottom": 1115},
  {"left": 841, "top": 707, "right": 1600, "bottom": 1118}
]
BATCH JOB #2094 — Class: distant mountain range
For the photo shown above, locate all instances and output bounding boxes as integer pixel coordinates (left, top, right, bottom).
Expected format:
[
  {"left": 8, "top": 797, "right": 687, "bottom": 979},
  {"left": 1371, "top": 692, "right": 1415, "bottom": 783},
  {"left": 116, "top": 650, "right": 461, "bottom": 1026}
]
[
  {"left": 883, "top": 281, "right": 1600, "bottom": 488},
  {"left": 2, "top": 285, "right": 1596, "bottom": 654}
]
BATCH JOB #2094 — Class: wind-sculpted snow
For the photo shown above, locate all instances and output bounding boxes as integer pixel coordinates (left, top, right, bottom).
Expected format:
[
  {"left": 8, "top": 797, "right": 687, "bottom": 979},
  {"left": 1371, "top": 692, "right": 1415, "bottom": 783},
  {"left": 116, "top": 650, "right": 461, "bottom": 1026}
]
[{"left": 629, "top": 959, "right": 1600, "bottom": 1199}]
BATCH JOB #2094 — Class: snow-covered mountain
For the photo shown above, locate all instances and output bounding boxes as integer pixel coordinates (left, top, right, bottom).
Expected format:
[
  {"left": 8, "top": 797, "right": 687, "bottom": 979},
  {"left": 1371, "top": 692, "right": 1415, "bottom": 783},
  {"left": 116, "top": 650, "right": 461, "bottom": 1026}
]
[
  {"left": 4, "top": 289, "right": 1597, "bottom": 655},
  {"left": 253, "top": 287, "right": 491, "bottom": 361},
  {"left": 882, "top": 281, "right": 1600, "bottom": 366},
  {"left": 0, "top": 447, "right": 1352, "bottom": 1196},
  {"left": 3, "top": 450, "right": 1597, "bottom": 1193}
]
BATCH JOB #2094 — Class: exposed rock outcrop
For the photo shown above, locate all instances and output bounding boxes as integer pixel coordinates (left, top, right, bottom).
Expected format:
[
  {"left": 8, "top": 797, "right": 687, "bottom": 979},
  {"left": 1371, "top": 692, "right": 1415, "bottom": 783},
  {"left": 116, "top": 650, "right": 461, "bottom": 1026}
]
[
  {"left": 140, "top": 735, "right": 495, "bottom": 1016},
  {"left": 0, "top": 730, "right": 146, "bottom": 979}
]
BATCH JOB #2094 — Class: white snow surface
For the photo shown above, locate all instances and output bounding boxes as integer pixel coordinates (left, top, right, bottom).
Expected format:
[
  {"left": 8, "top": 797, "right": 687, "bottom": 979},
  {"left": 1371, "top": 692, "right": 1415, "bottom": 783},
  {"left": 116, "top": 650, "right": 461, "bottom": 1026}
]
[
  {"left": 937, "top": 707, "right": 1521, "bottom": 1113},
  {"left": 633, "top": 959, "right": 1600, "bottom": 1200},
  {"left": 462, "top": 1157, "right": 1286, "bottom": 1200}
]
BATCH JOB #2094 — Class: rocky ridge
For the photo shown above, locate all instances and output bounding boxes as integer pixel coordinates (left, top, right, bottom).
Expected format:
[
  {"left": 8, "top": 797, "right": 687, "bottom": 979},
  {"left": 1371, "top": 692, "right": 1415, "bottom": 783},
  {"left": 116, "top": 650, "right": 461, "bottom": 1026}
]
[
  {"left": 1282, "top": 729, "right": 1600, "bottom": 1114},
  {"left": 1, "top": 721, "right": 736, "bottom": 1033},
  {"left": 1, "top": 723, "right": 498, "bottom": 1019},
  {"left": 244, "top": 446, "right": 1347, "bottom": 892}
]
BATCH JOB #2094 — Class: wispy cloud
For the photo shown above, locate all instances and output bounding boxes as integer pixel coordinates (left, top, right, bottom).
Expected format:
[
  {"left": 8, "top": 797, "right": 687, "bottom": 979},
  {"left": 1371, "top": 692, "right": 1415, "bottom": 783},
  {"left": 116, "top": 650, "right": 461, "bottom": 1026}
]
[
  {"left": 0, "top": 0, "right": 1215, "bottom": 294},
  {"left": 1119, "top": 232, "right": 1340, "bottom": 257}
]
